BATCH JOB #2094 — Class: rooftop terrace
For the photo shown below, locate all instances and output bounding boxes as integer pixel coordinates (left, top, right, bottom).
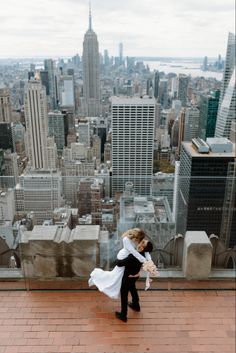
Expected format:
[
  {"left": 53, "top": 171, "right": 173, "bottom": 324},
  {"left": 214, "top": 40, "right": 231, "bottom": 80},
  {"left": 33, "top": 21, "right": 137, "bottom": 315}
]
[{"left": 0, "top": 288, "right": 235, "bottom": 353}]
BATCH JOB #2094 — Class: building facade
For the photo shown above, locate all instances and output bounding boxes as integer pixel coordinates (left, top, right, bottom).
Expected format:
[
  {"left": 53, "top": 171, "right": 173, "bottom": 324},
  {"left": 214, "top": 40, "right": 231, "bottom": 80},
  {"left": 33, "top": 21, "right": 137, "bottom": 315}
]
[
  {"left": 24, "top": 80, "right": 48, "bottom": 169},
  {"left": 176, "top": 138, "right": 236, "bottom": 247},
  {"left": 111, "top": 97, "right": 155, "bottom": 196},
  {"left": 0, "top": 88, "right": 12, "bottom": 123},
  {"left": 184, "top": 107, "right": 200, "bottom": 141},
  {"left": 177, "top": 74, "right": 189, "bottom": 107},
  {"left": 0, "top": 122, "right": 13, "bottom": 151},
  {"left": 198, "top": 90, "right": 220, "bottom": 140},
  {"left": 215, "top": 32, "right": 236, "bottom": 138},
  {"left": 82, "top": 8, "right": 101, "bottom": 117},
  {"left": 78, "top": 120, "right": 90, "bottom": 146},
  {"left": 44, "top": 59, "right": 57, "bottom": 110},
  {"left": 15, "top": 170, "right": 62, "bottom": 224},
  {"left": 48, "top": 111, "right": 66, "bottom": 152},
  {"left": 58, "top": 75, "right": 75, "bottom": 111}
]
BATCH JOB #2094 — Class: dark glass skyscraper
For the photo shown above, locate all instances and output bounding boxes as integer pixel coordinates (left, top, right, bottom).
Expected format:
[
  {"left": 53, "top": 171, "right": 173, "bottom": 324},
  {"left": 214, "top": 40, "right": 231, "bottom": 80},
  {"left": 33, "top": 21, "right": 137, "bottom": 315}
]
[
  {"left": 198, "top": 90, "right": 220, "bottom": 140},
  {"left": 0, "top": 122, "right": 13, "bottom": 151},
  {"left": 177, "top": 74, "right": 189, "bottom": 107},
  {"left": 176, "top": 139, "right": 236, "bottom": 247}
]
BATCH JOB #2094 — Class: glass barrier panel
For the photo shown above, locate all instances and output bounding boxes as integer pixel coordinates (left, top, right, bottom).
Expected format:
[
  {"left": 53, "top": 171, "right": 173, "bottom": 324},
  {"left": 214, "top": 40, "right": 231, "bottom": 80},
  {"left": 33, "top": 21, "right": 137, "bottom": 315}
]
[{"left": 0, "top": 174, "right": 235, "bottom": 290}]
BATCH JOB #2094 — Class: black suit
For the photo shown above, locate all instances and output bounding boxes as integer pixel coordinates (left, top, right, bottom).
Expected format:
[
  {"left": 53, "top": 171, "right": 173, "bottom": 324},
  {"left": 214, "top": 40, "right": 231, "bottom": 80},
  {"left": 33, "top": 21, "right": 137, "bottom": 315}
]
[{"left": 116, "top": 252, "right": 144, "bottom": 318}]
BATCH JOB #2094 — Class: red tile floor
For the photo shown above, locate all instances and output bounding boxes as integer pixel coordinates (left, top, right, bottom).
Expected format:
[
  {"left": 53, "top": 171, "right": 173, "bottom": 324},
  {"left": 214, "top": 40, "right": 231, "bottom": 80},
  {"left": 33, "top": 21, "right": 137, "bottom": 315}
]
[{"left": 0, "top": 290, "right": 235, "bottom": 353}]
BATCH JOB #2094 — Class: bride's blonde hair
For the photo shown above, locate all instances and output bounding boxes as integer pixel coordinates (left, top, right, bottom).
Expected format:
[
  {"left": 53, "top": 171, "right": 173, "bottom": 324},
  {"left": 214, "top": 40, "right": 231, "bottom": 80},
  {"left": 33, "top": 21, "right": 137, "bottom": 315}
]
[{"left": 122, "top": 228, "right": 146, "bottom": 243}]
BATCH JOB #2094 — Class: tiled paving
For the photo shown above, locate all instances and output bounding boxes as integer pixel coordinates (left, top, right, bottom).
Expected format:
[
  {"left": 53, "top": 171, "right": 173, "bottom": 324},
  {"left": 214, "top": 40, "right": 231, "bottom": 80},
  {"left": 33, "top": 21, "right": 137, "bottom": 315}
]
[{"left": 0, "top": 290, "right": 235, "bottom": 353}]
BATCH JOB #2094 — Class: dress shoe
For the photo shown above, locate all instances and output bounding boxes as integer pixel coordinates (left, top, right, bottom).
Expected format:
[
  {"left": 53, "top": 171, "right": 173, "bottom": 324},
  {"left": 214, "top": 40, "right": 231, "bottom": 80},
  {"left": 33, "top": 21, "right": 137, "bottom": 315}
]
[
  {"left": 128, "top": 302, "right": 140, "bottom": 312},
  {"left": 115, "top": 311, "right": 127, "bottom": 322}
]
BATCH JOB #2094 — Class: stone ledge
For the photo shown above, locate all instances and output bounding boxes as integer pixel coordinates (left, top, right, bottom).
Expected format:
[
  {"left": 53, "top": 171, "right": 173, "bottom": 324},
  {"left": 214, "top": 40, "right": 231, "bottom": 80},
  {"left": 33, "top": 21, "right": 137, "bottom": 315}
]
[
  {"left": 0, "top": 268, "right": 23, "bottom": 279},
  {"left": 0, "top": 269, "right": 235, "bottom": 291},
  {"left": 0, "top": 268, "right": 235, "bottom": 280}
]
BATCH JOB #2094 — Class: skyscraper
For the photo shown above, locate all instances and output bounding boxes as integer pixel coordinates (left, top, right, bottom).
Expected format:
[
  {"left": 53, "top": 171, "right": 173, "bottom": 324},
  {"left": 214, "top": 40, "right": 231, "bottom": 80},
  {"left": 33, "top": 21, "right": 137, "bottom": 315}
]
[
  {"left": 48, "top": 111, "right": 66, "bottom": 152},
  {"left": 58, "top": 75, "right": 75, "bottom": 111},
  {"left": 202, "top": 56, "right": 208, "bottom": 71},
  {"left": 111, "top": 97, "right": 155, "bottom": 195},
  {"left": 159, "top": 79, "right": 168, "bottom": 108},
  {"left": 184, "top": 107, "right": 200, "bottom": 141},
  {"left": 215, "top": 32, "right": 236, "bottom": 138},
  {"left": 177, "top": 74, "right": 189, "bottom": 107},
  {"left": 154, "top": 71, "right": 160, "bottom": 99},
  {"left": 0, "top": 88, "right": 12, "bottom": 123},
  {"left": 198, "top": 90, "right": 220, "bottom": 140},
  {"left": 44, "top": 59, "right": 57, "bottom": 109},
  {"left": 24, "top": 80, "right": 48, "bottom": 169},
  {"left": 0, "top": 122, "right": 13, "bottom": 151},
  {"left": 15, "top": 169, "right": 62, "bottom": 224},
  {"left": 78, "top": 120, "right": 90, "bottom": 147},
  {"left": 4, "top": 150, "right": 19, "bottom": 184},
  {"left": 176, "top": 138, "right": 236, "bottom": 247},
  {"left": 119, "top": 42, "right": 123, "bottom": 63},
  {"left": 82, "top": 5, "right": 101, "bottom": 117},
  {"left": 39, "top": 71, "right": 50, "bottom": 95},
  {"left": 12, "top": 122, "right": 25, "bottom": 155}
]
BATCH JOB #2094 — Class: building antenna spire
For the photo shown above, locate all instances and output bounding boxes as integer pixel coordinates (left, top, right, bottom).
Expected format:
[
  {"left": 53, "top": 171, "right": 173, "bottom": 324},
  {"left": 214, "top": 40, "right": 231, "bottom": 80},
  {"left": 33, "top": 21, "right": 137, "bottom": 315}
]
[{"left": 89, "top": 1, "right": 92, "bottom": 30}]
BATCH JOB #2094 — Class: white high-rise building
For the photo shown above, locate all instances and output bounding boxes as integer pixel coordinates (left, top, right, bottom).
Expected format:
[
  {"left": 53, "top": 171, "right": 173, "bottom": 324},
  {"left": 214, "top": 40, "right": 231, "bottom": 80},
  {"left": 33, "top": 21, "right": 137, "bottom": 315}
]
[
  {"left": 184, "top": 107, "right": 200, "bottom": 141},
  {"left": 78, "top": 120, "right": 90, "bottom": 146},
  {"left": 82, "top": 5, "right": 101, "bottom": 117},
  {"left": 111, "top": 97, "right": 155, "bottom": 195},
  {"left": 58, "top": 75, "right": 75, "bottom": 110},
  {"left": 215, "top": 32, "right": 236, "bottom": 138},
  {"left": 15, "top": 169, "right": 62, "bottom": 224},
  {"left": 24, "top": 80, "right": 48, "bottom": 169},
  {"left": 0, "top": 189, "right": 15, "bottom": 222}
]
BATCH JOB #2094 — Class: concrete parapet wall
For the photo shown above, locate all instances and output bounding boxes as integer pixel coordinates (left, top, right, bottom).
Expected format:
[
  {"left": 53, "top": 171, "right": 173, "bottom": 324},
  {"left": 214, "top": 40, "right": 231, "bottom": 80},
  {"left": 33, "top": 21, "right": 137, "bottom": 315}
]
[
  {"left": 20, "top": 225, "right": 109, "bottom": 278},
  {"left": 183, "top": 231, "right": 213, "bottom": 279}
]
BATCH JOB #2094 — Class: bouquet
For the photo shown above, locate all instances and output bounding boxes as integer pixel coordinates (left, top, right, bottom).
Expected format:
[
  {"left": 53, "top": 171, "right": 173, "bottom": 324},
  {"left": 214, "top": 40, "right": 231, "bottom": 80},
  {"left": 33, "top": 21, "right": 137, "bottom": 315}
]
[{"left": 142, "top": 260, "right": 159, "bottom": 277}]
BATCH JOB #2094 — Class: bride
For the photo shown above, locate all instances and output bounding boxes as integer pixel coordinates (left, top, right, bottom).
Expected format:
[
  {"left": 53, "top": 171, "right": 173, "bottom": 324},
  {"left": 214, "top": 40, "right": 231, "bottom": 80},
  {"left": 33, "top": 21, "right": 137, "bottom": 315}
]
[{"left": 88, "top": 228, "right": 152, "bottom": 299}]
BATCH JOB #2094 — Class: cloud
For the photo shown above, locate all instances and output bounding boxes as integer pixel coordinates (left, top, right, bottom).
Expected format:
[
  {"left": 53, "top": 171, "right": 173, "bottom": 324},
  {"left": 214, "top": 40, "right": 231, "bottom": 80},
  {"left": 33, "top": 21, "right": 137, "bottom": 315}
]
[
  {"left": 0, "top": 0, "right": 235, "bottom": 57},
  {"left": 172, "top": 0, "right": 234, "bottom": 12}
]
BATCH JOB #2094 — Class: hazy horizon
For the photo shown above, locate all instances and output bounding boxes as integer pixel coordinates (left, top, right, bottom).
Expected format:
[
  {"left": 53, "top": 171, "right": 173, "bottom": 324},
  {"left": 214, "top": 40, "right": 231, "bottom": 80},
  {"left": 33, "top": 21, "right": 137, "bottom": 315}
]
[{"left": 0, "top": 56, "right": 225, "bottom": 61}]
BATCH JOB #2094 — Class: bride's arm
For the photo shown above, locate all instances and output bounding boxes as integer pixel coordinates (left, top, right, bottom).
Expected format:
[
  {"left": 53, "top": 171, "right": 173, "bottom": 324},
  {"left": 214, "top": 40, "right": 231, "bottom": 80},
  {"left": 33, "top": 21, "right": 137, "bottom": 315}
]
[
  {"left": 144, "top": 252, "right": 152, "bottom": 261},
  {"left": 123, "top": 237, "right": 147, "bottom": 263}
]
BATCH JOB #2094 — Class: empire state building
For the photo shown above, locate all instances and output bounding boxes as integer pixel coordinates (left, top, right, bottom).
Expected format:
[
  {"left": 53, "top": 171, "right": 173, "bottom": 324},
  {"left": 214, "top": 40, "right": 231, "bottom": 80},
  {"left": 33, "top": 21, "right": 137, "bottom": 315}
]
[{"left": 82, "top": 6, "right": 101, "bottom": 117}]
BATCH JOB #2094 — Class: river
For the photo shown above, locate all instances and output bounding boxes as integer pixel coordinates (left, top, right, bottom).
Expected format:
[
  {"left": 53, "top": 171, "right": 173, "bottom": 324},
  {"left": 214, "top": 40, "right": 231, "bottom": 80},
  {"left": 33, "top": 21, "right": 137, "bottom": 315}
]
[{"left": 142, "top": 60, "right": 223, "bottom": 80}]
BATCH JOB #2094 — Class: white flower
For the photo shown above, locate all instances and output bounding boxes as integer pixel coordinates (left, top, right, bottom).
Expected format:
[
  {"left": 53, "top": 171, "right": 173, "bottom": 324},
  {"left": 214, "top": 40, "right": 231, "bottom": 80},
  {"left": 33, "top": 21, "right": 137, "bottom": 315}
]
[{"left": 142, "top": 260, "right": 159, "bottom": 277}]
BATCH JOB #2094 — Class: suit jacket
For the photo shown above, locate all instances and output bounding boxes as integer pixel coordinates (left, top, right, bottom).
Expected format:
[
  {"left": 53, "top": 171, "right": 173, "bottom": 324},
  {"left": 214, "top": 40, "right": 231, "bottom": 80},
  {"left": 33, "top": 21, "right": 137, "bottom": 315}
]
[{"left": 116, "top": 252, "right": 145, "bottom": 278}]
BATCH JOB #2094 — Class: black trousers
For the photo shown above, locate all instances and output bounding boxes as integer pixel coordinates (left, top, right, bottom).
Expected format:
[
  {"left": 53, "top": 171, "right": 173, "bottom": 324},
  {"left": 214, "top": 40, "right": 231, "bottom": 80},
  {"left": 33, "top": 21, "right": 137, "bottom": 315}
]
[{"left": 120, "top": 276, "right": 139, "bottom": 317}]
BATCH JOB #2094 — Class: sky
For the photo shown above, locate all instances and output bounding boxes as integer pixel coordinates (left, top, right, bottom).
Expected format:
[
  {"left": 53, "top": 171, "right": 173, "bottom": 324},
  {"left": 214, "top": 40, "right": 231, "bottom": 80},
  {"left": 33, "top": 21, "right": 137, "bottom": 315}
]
[{"left": 0, "top": 0, "right": 235, "bottom": 58}]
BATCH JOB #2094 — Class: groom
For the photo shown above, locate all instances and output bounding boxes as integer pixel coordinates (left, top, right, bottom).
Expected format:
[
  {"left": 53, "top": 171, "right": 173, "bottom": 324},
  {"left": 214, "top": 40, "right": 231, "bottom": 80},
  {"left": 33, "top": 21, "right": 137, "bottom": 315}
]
[{"left": 115, "top": 239, "right": 153, "bottom": 322}]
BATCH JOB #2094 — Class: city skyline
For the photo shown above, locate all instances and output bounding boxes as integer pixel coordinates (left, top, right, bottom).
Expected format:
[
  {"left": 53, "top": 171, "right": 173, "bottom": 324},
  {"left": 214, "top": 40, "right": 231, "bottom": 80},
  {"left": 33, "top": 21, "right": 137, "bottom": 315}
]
[{"left": 0, "top": 0, "right": 235, "bottom": 58}]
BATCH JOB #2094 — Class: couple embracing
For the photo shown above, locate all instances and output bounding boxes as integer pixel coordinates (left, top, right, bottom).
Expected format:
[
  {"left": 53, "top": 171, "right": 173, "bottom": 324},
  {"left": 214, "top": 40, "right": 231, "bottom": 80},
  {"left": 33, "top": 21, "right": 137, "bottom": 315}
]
[{"left": 88, "top": 228, "right": 158, "bottom": 322}]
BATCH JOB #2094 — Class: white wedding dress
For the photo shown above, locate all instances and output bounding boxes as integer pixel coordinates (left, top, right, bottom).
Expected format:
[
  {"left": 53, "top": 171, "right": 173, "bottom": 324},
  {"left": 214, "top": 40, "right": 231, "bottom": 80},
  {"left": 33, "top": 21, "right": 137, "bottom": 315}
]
[{"left": 88, "top": 236, "right": 151, "bottom": 299}]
